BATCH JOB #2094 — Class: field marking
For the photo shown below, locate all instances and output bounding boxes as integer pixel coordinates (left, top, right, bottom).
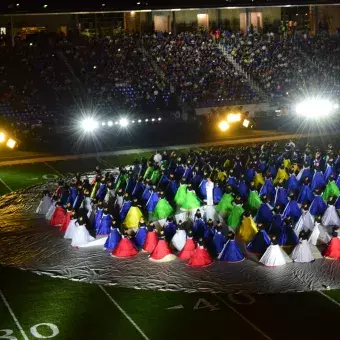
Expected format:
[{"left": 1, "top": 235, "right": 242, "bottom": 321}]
[
  {"left": 0, "top": 178, "right": 13, "bottom": 192},
  {"left": 43, "top": 162, "right": 63, "bottom": 177},
  {"left": 96, "top": 156, "right": 112, "bottom": 169},
  {"left": 214, "top": 294, "right": 272, "bottom": 340},
  {"left": 0, "top": 289, "right": 29, "bottom": 340},
  {"left": 318, "top": 291, "right": 340, "bottom": 309},
  {"left": 99, "top": 285, "right": 150, "bottom": 340}
]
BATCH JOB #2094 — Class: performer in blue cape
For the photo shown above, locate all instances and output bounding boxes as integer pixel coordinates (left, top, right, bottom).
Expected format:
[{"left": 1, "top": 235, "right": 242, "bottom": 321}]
[
  {"left": 297, "top": 177, "right": 314, "bottom": 204},
  {"left": 158, "top": 170, "right": 170, "bottom": 191},
  {"left": 73, "top": 185, "right": 84, "bottom": 210},
  {"left": 277, "top": 217, "right": 299, "bottom": 246},
  {"left": 226, "top": 169, "right": 238, "bottom": 190},
  {"left": 141, "top": 179, "right": 153, "bottom": 204},
  {"left": 286, "top": 167, "right": 300, "bottom": 192},
  {"left": 125, "top": 171, "right": 136, "bottom": 195},
  {"left": 259, "top": 173, "right": 275, "bottom": 200},
  {"left": 274, "top": 180, "right": 288, "bottom": 207},
  {"left": 193, "top": 209, "right": 207, "bottom": 239},
  {"left": 247, "top": 223, "right": 271, "bottom": 254},
  {"left": 297, "top": 162, "right": 313, "bottom": 183},
  {"left": 69, "top": 182, "right": 78, "bottom": 206},
  {"left": 255, "top": 195, "right": 273, "bottom": 225},
  {"left": 311, "top": 165, "right": 326, "bottom": 191},
  {"left": 213, "top": 183, "right": 223, "bottom": 204},
  {"left": 237, "top": 174, "right": 249, "bottom": 200},
  {"left": 198, "top": 175, "right": 208, "bottom": 201},
  {"left": 212, "top": 222, "right": 226, "bottom": 256},
  {"left": 245, "top": 163, "right": 256, "bottom": 183},
  {"left": 218, "top": 232, "right": 245, "bottom": 262},
  {"left": 183, "top": 162, "right": 193, "bottom": 182},
  {"left": 165, "top": 173, "right": 179, "bottom": 201},
  {"left": 104, "top": 219, "right": 122, "bottom": 251},
  {"left": 191, "top": 166, "right": 203, "bottom": 190},
  {"left": 135, "top": 217, "right": 148, "bottom": 248},
  {"left": 132, "top": 177, "right": 145, "bottom": 199},
  {"left": 174, "top": 162, "right": 185, "bottom": 180},
  {"left": 309, "top": 189, "right": 327, "bottom": 216},
  {"left": 119, "top": 194, "right": 132, "bottom": 221},
  {"left": 146, "top": 187, "right": 159, "bottom": 214},
  {"left": 203, "top": 219, "right": 215, "bottom": 249},
  {"left": 282, "top": 192, "right": 301, "bottom": 223},
  {"left": 96, "top": 178, "right": 108, "bottom": 201},
  {"left": 324, "top": 158, "right": 335, "bottom": 182},
  {"left": 164, "top": 216, "right": 177, "bottom": 242},
  {"left": 268, "top": 205, "right": 283, "bottom": 235},
  {"left": 93, "top": 200, "right": 104, "bottom": 230}
]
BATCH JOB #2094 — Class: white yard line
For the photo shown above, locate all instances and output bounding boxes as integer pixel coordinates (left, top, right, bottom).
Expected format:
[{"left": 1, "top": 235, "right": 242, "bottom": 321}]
[
  {"left": 99, "top": 285, "right": 150, "bottom": 340},
  {"left": 214, "top": 294, "right": 272, "bottom": 340},
  {"left": 0, "top": 289, "right": 29, "bottom": 340},
  {"left": 0, "top": 177, "right": 13, "bottom": 192},
  {"left": 318, "top": 291, "right": 340, "bottom": 309},
  {"left": 44, "top": 162, "right": 63, "bottom": 177}
]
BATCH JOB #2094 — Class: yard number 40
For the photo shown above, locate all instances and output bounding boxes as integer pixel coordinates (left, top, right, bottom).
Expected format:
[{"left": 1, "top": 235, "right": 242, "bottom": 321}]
[{"left": 0, "top": 323, "right": 59, "bottom": 339}]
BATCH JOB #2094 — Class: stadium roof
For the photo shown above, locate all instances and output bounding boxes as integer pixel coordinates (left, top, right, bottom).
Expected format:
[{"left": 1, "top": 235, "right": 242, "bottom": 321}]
[{"left": 0, "top": 0, "right": 338, "bottom": 15}]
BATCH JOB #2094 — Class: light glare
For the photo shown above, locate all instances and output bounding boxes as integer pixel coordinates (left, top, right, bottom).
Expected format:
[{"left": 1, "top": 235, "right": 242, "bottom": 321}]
[
  {"left": 227, "top": 113, "right": 241, "bottom": 123},
  {"left": 0, "top": 132, "right": 5, "bottom": 142},
  {"left": 296, "top": 99, "right": 333, "bottom": 117},
  {"left": 108, "top": 121, "right": 113, "bottom": 127},
  {"left": 81, "top": 118, "right": 98, "bottom": 132},
  {"left": 119, "top": 118, "right": 129, "bottom": 127},
  {"left": 218, "top": 121, "right": 229, "bottom": 132},
  {"left": 243, "top": 119, "right": 250, "bottom": 128},
  {"left": 7, "top": 138, "right": 16, "bottom": 149}
]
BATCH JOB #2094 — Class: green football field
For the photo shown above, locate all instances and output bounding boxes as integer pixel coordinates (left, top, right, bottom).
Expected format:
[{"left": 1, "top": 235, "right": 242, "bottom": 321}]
[{"left": 1, "top": 137, "right": 340, "bottom": 339}]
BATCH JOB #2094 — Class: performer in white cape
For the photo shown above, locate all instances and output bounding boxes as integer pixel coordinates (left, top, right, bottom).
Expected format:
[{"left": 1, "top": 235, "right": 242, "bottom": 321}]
[
  {"left": 294, "top": 203, "right": 314, "bottom": 235},
  {"left": 322, "top": 197, "right": 340, "bottom": 228},
  {"left": 171, "top": 222, "right": 187, "bottom": 251},
  {"left": 36, "top": 190, "right": 52, "bottom": 215},
  {"left": 45, "top": 198, "right": 57, "bottom": 220},
  {"left": 64, "top": 213, "right": 78, "bottom": 239},
  {"left": 259, "top": 236, "right": 287, "bottom": 267},
  {"left": 205, "top": 178, "right": 214, "bottom": 206},
  {"left": 71, "top": 216, "right": 95, "bottom": 247},
  {"left": 291, "top": 231, "right": 314, "bottom": 263},
  {"left": 308, "top": 216, "right": 331, "bottom": 246}
]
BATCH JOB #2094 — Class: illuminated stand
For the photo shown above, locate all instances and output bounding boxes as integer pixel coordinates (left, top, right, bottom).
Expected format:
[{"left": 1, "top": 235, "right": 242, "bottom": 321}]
[{"left": 0, "top": 131, "right": 18, "bottom": 149}]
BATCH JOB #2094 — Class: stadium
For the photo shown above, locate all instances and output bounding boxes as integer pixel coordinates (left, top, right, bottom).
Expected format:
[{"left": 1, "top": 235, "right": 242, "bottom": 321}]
[{"left": 1, "top": 0, "right": 340, "bottom": 339}]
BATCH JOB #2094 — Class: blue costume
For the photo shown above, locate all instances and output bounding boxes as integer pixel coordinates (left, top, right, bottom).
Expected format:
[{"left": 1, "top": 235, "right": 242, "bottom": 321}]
[
  {"left": 141, "top": 184, "right": 152, "bottom": 203},
  {"left": 119, "top": 200, "right": 132, "bottom": 221},
  {"left": 199, "top": 179, "right": 207, "bottom": 200},
  {"left": 146, "top": 191, "right": 159, "bottom": 213},
  {"left": 277, "top": 223, "right": 298, "bottom": 246},
  {"left": 219, "top": 238, "right": 245, "bottom": 262},
  {"left": 193, "top": 212, "right": 206, "bottom": 239},
  {"left": 104, "top": 224, "right": 122, "bottom": 251},
  {"left": 274, "top": 187, "right": 288, "bottom": 207},
  {"left": 286, "top": 174, "right": 300, "bottom": 192},
  {"left": 309, "top": 195, "right": 327, "bottom": 216},
  {"left": 282, "top": 199, "right": 301, "bottom": 223},
  {"left": 256, "top": 202, "right": 273, "bottom": 224},
  {"left": 213, "top": 184, "right": 223, "bottom": 203},
  {"left": 135, "top": 223, "right": 148, "bottom": 248},
  {"left": 164, "top": 219, "right": 177, "bottom": 242},
  {"left": 96, "top": 183, "right": 107, "bottom": 201},
  {"left": 97, "top": 212, "right": 112, "bottom": 235},
  {"left": 237, "top": 180, "right": 249, "bottom": 200},
  {"left": 212, "top": 228, "right": 226, "bottom": 255},
  {"left": 311, "top": 171, "right": 326, "bottom": 191},
  {"left": 165, "top": 179, "right": 179, "bottom": 201},
  {"left": 125, "top": 176, "right": 136, "bottom": 195},
  {"left": 297, "top": 184, "right": 314, "bottom": 204},
  {"left": 132, "top": 181, "right": 145, "bottom": 199},
  {"left": 93, "top": 207, "right": 104, "bottom": 230}
]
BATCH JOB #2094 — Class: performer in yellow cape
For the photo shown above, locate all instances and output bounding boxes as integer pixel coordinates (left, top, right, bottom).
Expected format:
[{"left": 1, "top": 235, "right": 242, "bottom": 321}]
[
  {"left": 237, "top": 212, "right": 258, "bottom": 243},
  {"left": 123, "top": 198, "right": 143, "bottom": 229},
  {"left": 273, "top": 165, "right": 289, "bottom": 185},
  {"left": 254, "top": 171, "right": 264, "bottom": 189}
]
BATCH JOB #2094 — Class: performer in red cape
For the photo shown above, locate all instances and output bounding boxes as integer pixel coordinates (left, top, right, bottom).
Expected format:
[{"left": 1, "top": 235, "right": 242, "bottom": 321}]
[
  {"left": 324, "top": 227, "right": 340, "bottom": 259},
  {"left": 59, "top": 203, "right": 73, "bottom": 232},
  {"left": 50, "top": 200, "right": 66, "bottom": 226},
  {"left": 149, "top": 231, "right": 176, "bottom": 262},
  {"left": 111, "top": 231, "right": 138, "bottom": 258},
  {"left": 143, "top": 222, "right": 158, "bottom": 253},
  {"left": 187, "top": 238, "right": 213, "bottom": 267},
  {"left": 178, "top": 230, "right": 196, "bottom": 260}
]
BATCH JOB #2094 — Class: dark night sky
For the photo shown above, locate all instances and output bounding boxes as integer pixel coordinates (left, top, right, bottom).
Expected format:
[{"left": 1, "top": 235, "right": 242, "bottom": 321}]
[{"left": 0, "top": 0, "right": 337, "bottom": 13}]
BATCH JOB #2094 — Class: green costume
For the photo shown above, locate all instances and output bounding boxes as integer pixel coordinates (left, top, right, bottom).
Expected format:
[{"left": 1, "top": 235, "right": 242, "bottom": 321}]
[
  {"left": 227, "top": 204, "right": 245, "bottom": 230},
  {"left": 152, "top": 198, "right": 174, "bottom": 220},
  {"left": 247, "top": 190, "right": 262, "bottom": 211},
  {"left": 322, "top": 181, "right": 340, "bottom": 201},
  {"left": 174, "top": 184, "right": 187, "bottom": 206},
  {"left": 216, "top": 193, "right": 234, "bottom": 214},
  {"left": 150, "top": 169, "right": 162, "bottom": 185},
  {"left": 181, "top": 190, "right": 201, "bottom": 210},
  {"left": 143, "top": 166, "right": 154, "bottom": 180}
]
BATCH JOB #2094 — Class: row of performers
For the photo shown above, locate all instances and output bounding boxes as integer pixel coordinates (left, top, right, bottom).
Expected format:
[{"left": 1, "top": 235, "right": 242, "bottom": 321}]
[{"left": 38, "top": 192, "right": 340, "bottom": 267}]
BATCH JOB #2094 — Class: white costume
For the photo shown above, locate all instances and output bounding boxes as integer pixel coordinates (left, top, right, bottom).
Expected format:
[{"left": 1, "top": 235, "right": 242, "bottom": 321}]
[
  {"left": 171, "top": 229, "right": 187, "bottom": 251},
  {"left": 45, "top": 203, "right": 56, "bottom": 220},
  {"left": 36, "top": 195, "right": 52, "bottom": 215},
  {"left": 259, "top": 244, "right": 287, "bottom": 267},
  {"left": 153, "top": 153, "right": 162, "bottom": 165},
  {"left": 294, "top": 210, "right": 314, "bottom": 235},
  {"left": 64, "top": 219, "right": 77, "bottom": 239},
  {"left": 291, "top": 239, "right": 314, "bottom": 263},
  {"left": 71, "top": 223, "right": 95, "bottom": 247},
  {"left": 308, "top": 222, "right": 331, "bottom": 246},
  {"left": 322, "top": 205, "right": 340, "bottom": 228},
  {"left": 205, "top": 180, "right": 214, "bottom": 206}
]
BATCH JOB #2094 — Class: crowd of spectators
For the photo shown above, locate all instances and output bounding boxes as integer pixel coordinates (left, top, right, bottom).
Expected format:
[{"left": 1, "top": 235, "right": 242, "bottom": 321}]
[{"left": 0, "top": 29, "right": 339, "bottom": 144}]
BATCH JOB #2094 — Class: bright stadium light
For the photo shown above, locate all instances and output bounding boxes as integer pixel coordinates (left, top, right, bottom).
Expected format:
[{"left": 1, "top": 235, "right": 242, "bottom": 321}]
[
  {"left": 115, "top": 121, "right": 118, "bottom": 125},
  {"left": 226, "top": 113, "right": 241, "bottom": 123},
  {"left": 296, "top": 98, "right": 333, "bottom": 118},
  {"left": 101, "top": 122, "right": 106, "bottom": 126},
  {"left": 0, "top": 132, "right": 5, "bottom": 143},
  {"left": 333, "top": 103, "right": 339, "bottom": 110},
  {"left": 108, "top": 121, "right": 113, "bottom": 127},
  {"left": 152, "top": 118, "right": 155, "bottom": 122},
  {"left": 243, "top": 119, "right": 250, "bottom": 128},
  {"left": 218, "top": 121, "right": 230, "bottom": 132},
  {"left": 138, "top": 119, "right": 142, "bottom": 123},
  {"left": 158, "top": 117, "right": 161, "bottom": 121},
  {"left": 119, "top": 118, "right": 129, "bottom": 127},
  {"left": 132, "top": 120, "right": 135, "bottom": 123},
  {"left": 6, "top": 138, "right": 16, "bottom": 149},
  {"left": 81, "top": 118, "right": 98, "bottom": 132},
  {"left": 145, "top": 119, "right": 149, "bottom": 122}
]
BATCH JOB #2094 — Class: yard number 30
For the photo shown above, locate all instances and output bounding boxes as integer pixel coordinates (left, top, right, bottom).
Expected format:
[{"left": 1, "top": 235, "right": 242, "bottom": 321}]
[{"left": 0, "top": 323, "right": 59, "bottom": 339}]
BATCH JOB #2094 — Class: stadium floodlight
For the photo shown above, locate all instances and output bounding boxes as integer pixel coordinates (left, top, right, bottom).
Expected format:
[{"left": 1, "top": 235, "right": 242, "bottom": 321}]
[
  {"left": 115, "top": 121, "right": 118, "bottom": 125},
  {"left": 333, "top": 104, "right": 339, "bottom": 110},
  {"left": 81, "top": 118, "right": 98, "bottom": 132},
  {"left": 296, "top": 98, "right": 333, "bottom": 118},
  {"left": 158, "top": 118, "right": 162, "bottom": 121},
  {"left": 226, "top": 113, "right": 241, "bottom": 123},
  {"left": 0, "top": 132, "right": 5, "bottom": 143},
  {"left": 119, "top": 118, "right": 129, "bottom": 127},
  {"left": 6, "top": 138, "right": 16, "bottom": 149},
  {"left": 132, "top": 120, "right": 135, "bottom": 123},
  {"left": 43, "top": 4, "right": 48, "bottom": 8},
  {"left": 152, "top": 118, "right": 155, "bottom": 121},
  {"left": 108, "top": 121, "right": 113, "bottom": 127},
  {"left": 145, "top": 119, "right": 149, "bottom": 122},
  {"left": 101, "top": 122, "right": 106, "bottom": 126},
  {"left": 138, "top": 119, "right": 142, "bottom": 123},
  {"left": 218, "top": 121, "right": 229, "bottom": 132},
  {"left": 243, "top": 119, "right": 250, "bottom": 128}
]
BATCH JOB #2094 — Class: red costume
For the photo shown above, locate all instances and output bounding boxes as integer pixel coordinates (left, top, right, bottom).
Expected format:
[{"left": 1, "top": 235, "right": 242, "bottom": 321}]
[
  {"left": 143, "top": 231, "right": 158, "bottom": 253},
  {"left": 324, "top": 237, "right": 340, "bottom": 259},
  {"left": 150, "top": 240, "right": 172, "bottom": 260},
  {"left": 60, "top": 211, "right": 71, "bottom": 232},
  {"left": 112, "top": 237, "right": 138, "bottom": 258},
  {"left": 50, "top": 206, "right": 66, "bottom": 226},
  {"left": 187, "top": 246, "right": 213, "bottom": 267},
  {"left": 178, "top": 238, "right": 196, "bottom": 260}
]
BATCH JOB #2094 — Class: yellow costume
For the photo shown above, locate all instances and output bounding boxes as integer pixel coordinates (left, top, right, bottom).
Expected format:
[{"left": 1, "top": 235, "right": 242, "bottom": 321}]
[
  {"left": 90, "top": 182, "right": 100, "bottom": 199},
  {"left": 123, "top": 206, "right": 143, "bottom": 229},
  {"left": 223, "top": 159, "right": 230, "bottom": 168},
  {"left": 254, "top": 172, "right": 264, "bottom": 189},
  {"left": 283, "top": 159, "right": 291, "bottom": 169},
  {"left": 273, "top": 168, "right": 289, "bottom": 185},
  {"left": 237, "top": 216, "right": 258, "bottom": 243},
  {"left": 217, "top": 171, "right": 227, "bottom": 182}
]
